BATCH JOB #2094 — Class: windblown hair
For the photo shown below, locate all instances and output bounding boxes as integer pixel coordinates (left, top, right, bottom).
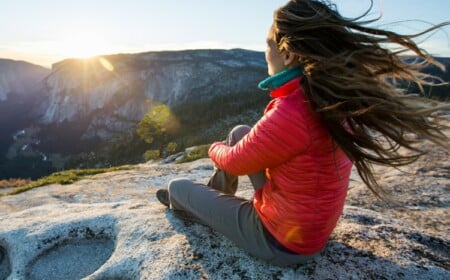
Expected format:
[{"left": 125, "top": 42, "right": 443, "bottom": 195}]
[{"left": 272, "top": 0, "right": 450, "bottom": 199}]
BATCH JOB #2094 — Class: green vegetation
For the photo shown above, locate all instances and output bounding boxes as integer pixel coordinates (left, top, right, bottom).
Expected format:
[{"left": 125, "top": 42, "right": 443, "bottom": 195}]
[
  {"left": 0, "top": 166, "right": 131, "bottom": 197},
  {"left": 176, "top": 144, "right": 210, "bottom": 164},
  {"left": 143, "top": 149, "right": 160, "bottom": 161},
  {"left": 166, "top": 142, "right": 178, "bottom": 154},
  {"left": 137, "top": 104, "right": 180, "bottom": 155}
]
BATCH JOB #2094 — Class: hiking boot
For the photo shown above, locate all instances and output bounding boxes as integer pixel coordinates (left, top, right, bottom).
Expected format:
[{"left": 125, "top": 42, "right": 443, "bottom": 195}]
[{"left": 156, "top": 189, "right": 170, "bottom": 207}]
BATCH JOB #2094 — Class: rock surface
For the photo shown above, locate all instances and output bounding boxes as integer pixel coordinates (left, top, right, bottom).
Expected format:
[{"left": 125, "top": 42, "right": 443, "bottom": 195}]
[{"left": 1, "top": 139, "right": 449, "bottom": 280}]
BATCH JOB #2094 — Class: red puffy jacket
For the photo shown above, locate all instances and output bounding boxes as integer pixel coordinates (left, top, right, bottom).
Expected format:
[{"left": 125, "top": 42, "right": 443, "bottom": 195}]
[{"left": 208, "top": 77, "right": 353, "bottom": 255}]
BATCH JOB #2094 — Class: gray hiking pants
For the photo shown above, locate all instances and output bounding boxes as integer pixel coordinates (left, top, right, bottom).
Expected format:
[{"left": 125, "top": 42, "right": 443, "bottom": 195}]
[{"left": 167, "top": 125, "right": 319, "bottom": 266}]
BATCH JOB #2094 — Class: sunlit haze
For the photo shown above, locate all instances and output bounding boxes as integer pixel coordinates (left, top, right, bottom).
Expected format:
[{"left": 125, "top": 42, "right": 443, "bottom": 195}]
[{"left": 1, "top": 0, "right": 449, "bottom": 68}]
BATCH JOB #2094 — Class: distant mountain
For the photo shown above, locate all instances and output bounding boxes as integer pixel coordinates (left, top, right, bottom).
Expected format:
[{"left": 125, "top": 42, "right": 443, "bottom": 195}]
[{"left": 0, "top": 59, "right": 50, "bottom": 101}]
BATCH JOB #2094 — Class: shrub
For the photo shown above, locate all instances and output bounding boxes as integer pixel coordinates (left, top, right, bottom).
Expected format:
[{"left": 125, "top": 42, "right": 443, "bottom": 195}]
[
  {"left": 166, "top": 142, "right": 178, "bottom": 154},
  {"left": 144, "top": 150, "right": 160, "bottom": 161},
  {"left": 176, "top": 145, "right": 210, "bottom": 163}
]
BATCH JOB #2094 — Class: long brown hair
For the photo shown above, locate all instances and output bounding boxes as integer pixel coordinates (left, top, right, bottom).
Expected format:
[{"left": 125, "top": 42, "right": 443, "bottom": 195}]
[{"left": 272, "top": 0, "right": 450, "bottom": 199}]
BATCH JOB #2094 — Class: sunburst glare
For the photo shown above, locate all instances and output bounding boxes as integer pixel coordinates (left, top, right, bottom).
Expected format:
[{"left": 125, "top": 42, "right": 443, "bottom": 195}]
[
  {"left": 99, "top": 57, "right": 114, "bottom": 72},
  {"left": 57, "top": 31, "right": 112, "bottom": 59}
]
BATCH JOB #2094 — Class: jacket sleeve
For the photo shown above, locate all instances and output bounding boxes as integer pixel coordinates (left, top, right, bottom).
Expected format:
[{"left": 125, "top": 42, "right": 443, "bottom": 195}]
[{"left": 208, "top": 97, "right": 311, "bottom": 175}]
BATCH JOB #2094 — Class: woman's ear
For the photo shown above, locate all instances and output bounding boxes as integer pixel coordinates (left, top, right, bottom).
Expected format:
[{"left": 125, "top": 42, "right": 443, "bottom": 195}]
[{"left": 283, "top": 52, "right": 296, "bottom": 66}]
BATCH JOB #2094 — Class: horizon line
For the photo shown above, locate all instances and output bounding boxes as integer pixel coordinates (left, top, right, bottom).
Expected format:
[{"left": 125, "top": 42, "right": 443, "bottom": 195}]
[{"left": 2, "top": 46, "right": 450, "bottom": 69}]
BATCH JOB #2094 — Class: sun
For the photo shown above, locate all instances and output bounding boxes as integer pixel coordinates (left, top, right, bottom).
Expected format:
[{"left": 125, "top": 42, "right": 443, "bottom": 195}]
[{"left": 57, "top": 31, "right": 112, "bottom": 59}]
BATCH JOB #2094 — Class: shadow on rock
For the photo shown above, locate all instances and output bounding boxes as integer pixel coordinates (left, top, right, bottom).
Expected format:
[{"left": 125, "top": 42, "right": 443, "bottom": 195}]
[
  {"left": 405, "top": 232, "right": 450, "bottom": 270},
  {"left": 164, "top": 209, "right": 305, "bottom": 279},
  {"left": 24, "top": 220, "right": 118, "bottom": 280},
  {"left": 163, "top": 207, "right": 450, "bottom": 279},
  {"left": 0, "top": 243, "right": 11, "bottom": 280}
]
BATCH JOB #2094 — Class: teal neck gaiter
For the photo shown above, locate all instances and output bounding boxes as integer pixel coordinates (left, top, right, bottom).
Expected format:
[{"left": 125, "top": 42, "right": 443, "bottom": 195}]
[{"left": 258, "top": 67, "right": 303, "bottom": 91}]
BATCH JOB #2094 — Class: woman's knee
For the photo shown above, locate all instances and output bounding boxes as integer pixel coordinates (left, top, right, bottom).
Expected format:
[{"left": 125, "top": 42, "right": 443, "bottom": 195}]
[
  {"left": 168, "top": 178, "right": 192, "bottom": 193},
  {"left": 227, "top": 125, "right": 251, "bottom": 145},
  {"left": 167, "top": 178, "right": 195, "bottom": 208}
]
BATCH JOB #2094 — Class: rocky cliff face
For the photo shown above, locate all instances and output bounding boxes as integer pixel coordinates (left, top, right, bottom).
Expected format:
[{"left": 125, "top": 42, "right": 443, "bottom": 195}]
[
  {"left": 0, "top": 59, "right": 49, "bottom": 101},
  {"left": 36, "top": 49, "right": 266, "bottom": 140}
]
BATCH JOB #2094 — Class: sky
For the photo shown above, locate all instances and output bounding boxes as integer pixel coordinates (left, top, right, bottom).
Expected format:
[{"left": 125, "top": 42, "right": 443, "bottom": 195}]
[{"left": 1, "top": 0, "right": 449, "bottom": 68}]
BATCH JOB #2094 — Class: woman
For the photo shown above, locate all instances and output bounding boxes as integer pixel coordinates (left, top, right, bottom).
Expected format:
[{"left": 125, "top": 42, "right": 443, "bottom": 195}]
[{"left": 156, "top": 0, "right": 449, "bottom": 266}]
